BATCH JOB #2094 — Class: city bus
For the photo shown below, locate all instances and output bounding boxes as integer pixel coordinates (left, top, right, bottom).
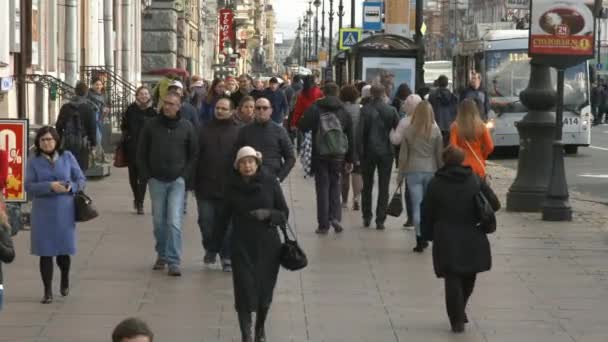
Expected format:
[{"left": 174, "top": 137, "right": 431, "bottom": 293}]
[{"left": 453, "top": 30, "right": 591, "bottom": 154}]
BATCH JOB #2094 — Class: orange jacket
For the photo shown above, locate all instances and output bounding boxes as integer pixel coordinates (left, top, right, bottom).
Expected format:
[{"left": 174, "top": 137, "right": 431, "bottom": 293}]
[{"left": 449, "top": 124, "right": 494, "bottom": 177}]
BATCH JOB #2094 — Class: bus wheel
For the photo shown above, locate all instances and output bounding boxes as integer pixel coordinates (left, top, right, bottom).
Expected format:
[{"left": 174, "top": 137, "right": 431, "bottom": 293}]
[{"left": 564, "top": 146, "right": 578, "bottom": 154}]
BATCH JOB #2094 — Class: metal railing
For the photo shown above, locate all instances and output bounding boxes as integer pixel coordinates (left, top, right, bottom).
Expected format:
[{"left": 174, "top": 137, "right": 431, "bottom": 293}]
[{"left": 25, "top": 74, "right": 75, "bottom": 100}]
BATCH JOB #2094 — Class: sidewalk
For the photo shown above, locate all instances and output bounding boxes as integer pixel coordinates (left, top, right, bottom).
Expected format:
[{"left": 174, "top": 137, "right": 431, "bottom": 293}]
[{"left": 1, "top": 163, "right": 608, "bottom": 342}]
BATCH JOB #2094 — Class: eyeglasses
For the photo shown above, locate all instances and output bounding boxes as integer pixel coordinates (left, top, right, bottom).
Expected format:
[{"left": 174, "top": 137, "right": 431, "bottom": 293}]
[
  {"left": 255, "top": 106, "right": 271, "bottom": 110},
  {"left": 40, "top": 137, "right": 54, "bottom": 142}
]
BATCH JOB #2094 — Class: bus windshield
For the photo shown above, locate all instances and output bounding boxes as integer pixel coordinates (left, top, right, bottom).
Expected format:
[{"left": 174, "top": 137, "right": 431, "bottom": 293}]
[{"left": 486, "top": 50, "right": 589, "bottom": 114}]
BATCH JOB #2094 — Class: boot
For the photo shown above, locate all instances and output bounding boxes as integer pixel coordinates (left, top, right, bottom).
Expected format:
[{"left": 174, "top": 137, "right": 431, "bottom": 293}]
[
  {"left": 255, "top": 307, "right": 269, "bottom": 342},
  {"left": 413, "top": 236, "right": 425, "bottom": 253},
  {"left": 60, "top": 272, "right": 69, "bottom": 297},
  {"left": 136, "top": 201, "right": 144, "bottom": 215},
  {"left": 238, "top": 311, "right": 253, "bottom": 342}
]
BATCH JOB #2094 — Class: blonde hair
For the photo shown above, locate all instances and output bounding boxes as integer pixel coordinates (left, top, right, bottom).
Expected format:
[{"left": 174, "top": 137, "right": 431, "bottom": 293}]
[
  {"left": 409, "top": 101, "right": 435, "bottom": 140},
  {"left": 455, "top": 99, "right": 484, "bottom": 141}
]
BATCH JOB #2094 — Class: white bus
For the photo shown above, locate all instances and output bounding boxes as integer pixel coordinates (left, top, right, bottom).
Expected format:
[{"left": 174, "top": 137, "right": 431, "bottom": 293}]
[{"left": 453, "top": 30, "right": 591, "bottom": 154}]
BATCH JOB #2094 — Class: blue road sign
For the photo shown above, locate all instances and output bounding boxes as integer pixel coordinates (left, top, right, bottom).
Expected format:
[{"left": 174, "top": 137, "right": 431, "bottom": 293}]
[
  {"left": 339, "top": 28, "right": 363, "bottom": 50},
  {"left": 363, "top": 2, "right": 383, "bottom": 31}
]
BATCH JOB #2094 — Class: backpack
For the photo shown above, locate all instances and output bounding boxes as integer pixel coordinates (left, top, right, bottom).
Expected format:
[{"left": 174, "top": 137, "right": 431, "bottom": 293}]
[
  {"left": 316, "top": 111, "right": 348, "bottom": 157},
  {"left": 61, "top": 106, "right": 85, "bottom": 154}
]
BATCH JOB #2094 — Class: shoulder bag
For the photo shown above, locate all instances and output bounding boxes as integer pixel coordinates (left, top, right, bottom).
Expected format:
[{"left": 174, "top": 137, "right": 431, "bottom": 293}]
[
  {"left": 464, "top": 140, "right": 491, "bottom": 184},
  {"left": 279, "top": 223, "right": 308, "bottom": 271},
  {"left": 473, "top": 176, "right": 496, "bottom": 234},
  {"left": 113, "top": 142, "right": 128, "bottom": 168}
]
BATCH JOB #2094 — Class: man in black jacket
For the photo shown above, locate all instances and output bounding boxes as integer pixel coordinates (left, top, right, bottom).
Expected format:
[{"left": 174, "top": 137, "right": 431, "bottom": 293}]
[
  {"left": 299, "top": 83, "right": 354, "bottom": 234},
  {"left": 429, "top": 75, "right": 458, "bottom": 145},
  {"left": 137, "top": 92, "right": 199, "bottom": 277},
  {"left": 56, "top": 81, "right": 97, "bottom": 171},
  {"left": 459, "top": 72, "right": 490, "bottom": 121},
  {"left": 262, "top": 77, "right": 289, "bottom": 124},
  {"left": 194, "top": 98, "right": 240, "bottom": 271},
  {"left": 235, "top": 97, "right": 295, "bottom": 182},
  {"left": 357, "top": 84, "right": 400, "bottom": 230}
]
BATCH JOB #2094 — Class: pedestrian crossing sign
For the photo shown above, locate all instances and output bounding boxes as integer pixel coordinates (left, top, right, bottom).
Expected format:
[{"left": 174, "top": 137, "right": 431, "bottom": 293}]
[{"left": 339, "top": 28, "right": 363, "bottom": 51}]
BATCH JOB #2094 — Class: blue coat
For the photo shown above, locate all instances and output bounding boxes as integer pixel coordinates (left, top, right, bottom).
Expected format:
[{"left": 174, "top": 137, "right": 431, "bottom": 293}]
[{"left": 25, "top": 151, "right": 86, "bottom": 256}]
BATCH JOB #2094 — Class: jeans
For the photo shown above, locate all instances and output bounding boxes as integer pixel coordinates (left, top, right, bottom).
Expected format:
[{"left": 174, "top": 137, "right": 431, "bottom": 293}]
[
  {"left": 361, "top": 155, "right": 393, "bottom": 224},
  {"left": 196, "top": 198, "right": 232, "bottom": 260},
  {"left": 314, "top": 159, "right": 343, "bottom": 230},
  {"left": 445, "top": 274, "right": 477, "bottom": 325},
  {"left": 406, "top": 172, "right": 435, "bottom": 237},
  {"left": 148, "top": 177, "right": 186, "bottom": 266}
]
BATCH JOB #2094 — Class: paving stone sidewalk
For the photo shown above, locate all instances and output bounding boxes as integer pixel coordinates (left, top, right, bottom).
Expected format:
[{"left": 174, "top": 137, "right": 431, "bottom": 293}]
[{"left": 1, "top": 163, "right": 608, "bottom": 342}]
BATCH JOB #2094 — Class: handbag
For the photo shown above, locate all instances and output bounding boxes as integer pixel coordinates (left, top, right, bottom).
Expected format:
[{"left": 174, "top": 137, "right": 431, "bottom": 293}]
[
  {"left": 278, "top": 223, "right": 308, "bottom": 271},
  {"left": 464, "top": 140, "right": 491, "bottom": 184},
  {"left": 113, "top": 141, "right": 128, "bottom": 168},
  {"left": 473, "top": 177, "right": 496, "bottom": 234},
  {"left": 386, "top": 180, "right": 404, "bottom": 217},
  {"left": 74, "top": 191, "right": 99, "bottom": 222}
]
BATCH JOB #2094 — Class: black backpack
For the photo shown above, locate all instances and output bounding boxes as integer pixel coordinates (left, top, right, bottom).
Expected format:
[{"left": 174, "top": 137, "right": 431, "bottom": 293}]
[{"left": 61, "top": 106, "right": 86, "bottom": 154}]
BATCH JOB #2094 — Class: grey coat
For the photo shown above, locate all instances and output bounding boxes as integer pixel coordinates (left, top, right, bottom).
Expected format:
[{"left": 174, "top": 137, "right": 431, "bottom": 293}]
[{"left": 398, "top": 124, "right": 444, "bottom": 174}]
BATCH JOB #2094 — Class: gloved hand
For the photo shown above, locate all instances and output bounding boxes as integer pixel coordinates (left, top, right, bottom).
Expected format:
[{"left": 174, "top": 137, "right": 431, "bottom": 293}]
[
  {"left": 249, "top": 209, "right": 272, "bottom": 221},
  {"left": 269, "top": 211, "right": 286, "bottom": 226}
]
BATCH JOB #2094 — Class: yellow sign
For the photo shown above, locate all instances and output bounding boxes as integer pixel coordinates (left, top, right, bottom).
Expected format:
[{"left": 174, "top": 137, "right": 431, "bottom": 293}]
[{"left": 339, "top": 28, "right": 363, "bottom": 50}]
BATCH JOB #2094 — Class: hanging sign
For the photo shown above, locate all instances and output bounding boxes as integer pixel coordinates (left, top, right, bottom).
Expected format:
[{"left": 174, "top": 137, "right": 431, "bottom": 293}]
[
  {"left": 363, "top": 2, "right": 383, "bottom": 31},
  {"left": 219, "top": 8, "right": 235, "bottom": 52},
  {"left": 0, "top": 119, "right": 28, "bottom": 202},
  {"left": 529, "top": 0, "right": 595, "bottom": 58}
]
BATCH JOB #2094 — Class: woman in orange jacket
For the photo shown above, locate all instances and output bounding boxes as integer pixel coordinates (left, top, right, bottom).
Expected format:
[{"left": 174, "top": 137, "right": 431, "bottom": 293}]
[{"left": 449, "top": 99, "right": 494, "bottom": 177}]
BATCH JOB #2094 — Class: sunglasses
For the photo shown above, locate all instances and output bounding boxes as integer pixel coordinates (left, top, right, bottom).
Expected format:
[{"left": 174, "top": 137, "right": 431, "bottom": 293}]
[{"left": 255, "top": 106, "right": 271, "bottom": 110}]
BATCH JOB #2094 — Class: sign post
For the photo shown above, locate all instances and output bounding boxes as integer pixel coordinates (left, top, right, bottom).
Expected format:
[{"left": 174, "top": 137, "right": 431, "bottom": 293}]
[
  {"left": 362, "top": 2, "right": 383, "bottom": 32},
  {"left": 339, "top": 28, "right": 362, "bottom": 50},
  {"left": 528, "top": 0, "right": 599, "bottom": 221}
]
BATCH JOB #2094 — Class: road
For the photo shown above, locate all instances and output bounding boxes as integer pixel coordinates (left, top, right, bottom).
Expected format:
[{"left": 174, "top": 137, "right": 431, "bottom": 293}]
[{"left": 494, "top": 125, "right": 608, "bottom": 203}]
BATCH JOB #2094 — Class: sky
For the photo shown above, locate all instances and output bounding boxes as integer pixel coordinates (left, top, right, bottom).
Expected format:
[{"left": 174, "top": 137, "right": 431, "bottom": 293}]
[{"left": 274, "top": 0, "right": 363, "bottom": 39}]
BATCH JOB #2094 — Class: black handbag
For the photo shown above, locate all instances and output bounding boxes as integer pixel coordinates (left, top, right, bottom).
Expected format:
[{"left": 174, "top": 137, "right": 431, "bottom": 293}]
[
  {"left": 279, "top": 223, "right": 307, "bottom": 271},
  {"left": 74, "top": 191, "right": 99, "bottom": 222},
  {"left": 474, "top": 178, "right": 496, "bottom": 234},
  {"left": 386, "top": 180, "right": 404, "bottom": 217}
]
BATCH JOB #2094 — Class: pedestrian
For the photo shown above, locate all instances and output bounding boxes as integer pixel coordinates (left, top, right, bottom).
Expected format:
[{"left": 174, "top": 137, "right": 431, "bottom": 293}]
[
  {"left": 0, "top": 196, "right": 15, "bottom": 311},
  {"left": 167, "top": 80, "right": 200, "bottom": 129},
  {"left": 189, "top": 75, "right": 207, "bottom": 111},
  {"left": 152, "top": 73, "right": 178, "bottom": 110},
  {"left": 235, "top": 97, "right": 296, "bottom": 182},
  {"left": 112, "top": 317, "right": 154, "bottom": 342},
  {"left": 421, "top": 145, "right": 500, "bottom": 333},
  {"left": 396, "top": 101, "right": 443, "bottom": 252},
  {"left": 56, "top": 81, "right": 97, "bottom": 172},
  {"left": 230, "top": 75, "right": 253, "bottom": 109},
  {"left": 88, "top": 77, "right": 109, "bottom": 163},
  {"left": 389, "top": 94, "right": 422, "bottom": 228},
  {"left": 339, "top": 84, "right": 363, "bottom": 211},
  {"left": 357, "top": 84, "right": 401, "bottom": 230},
  {"left": 459, "top": 72, "right": 490, "bottom": 121},
  {"left": 359, "top": 84, "right": 372, "bottom": 105},
  {"left": 262, "top": 77, "right": 289, "bottom": 125},
  {"left": 25, "top": 126, "right": 86, "bottom": 304},
  {"left": 428, "top": 75, "right": 458, "bottom": 145},
  {"left": 298, "top": 82, "right": 354, "bottom": 234},
  {"left": 137, "top": 92, "right": 199, "bottom": 276},
  {"left": 286, "top": 74, "right": 303, "bottom": 115},
  {"left": 200, "top": 78, "right": 226, "bottom": 124},
  {"left": 215, "top": 146, "right": 289, "bottom": 342},
  {"left": 290, "top": 75, "right": 323, "bottom": 130},
  {"left": 391, "top": 83, "right": 412, "bottom": 116},
  {"left": 225, "top": 76, "right": 239, "bottom": 95},
  {"left": 449, "top": 99, "right": 494, "bottom": 178},
  {"left": 234, "top": 96, "right": 256, "bottom": 127},
  {"left": 195, "top": 98, "right": 240, "bottom": 272},
  {"left": 250, "top": 78, "right": 266, "bottom": 99},
  {"left": 120, "top": 86, "right": 157, "bottom": 215}
]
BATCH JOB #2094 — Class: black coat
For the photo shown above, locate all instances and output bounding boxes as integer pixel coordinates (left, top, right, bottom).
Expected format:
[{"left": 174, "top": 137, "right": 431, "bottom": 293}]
[
  {"left": 234, "top": 120, "right": 295, "bottom": 182},
  {"left": 194, "top": 118, "right": 240, "bottom": 200},
  {"left": 357, "top": 99, "right": 400, "bottom": 160},
  {"left": 221, "top": 170, "right": 289, "bottom": 312},
  {"left": 0, "top": 225, "right": 15, "bottom": 285},
  {"left": 120, "top": 103, "right": 157, "bottom": 160},
  {"left": 421, "top": 165, "right": 500, "bottom": 278}
]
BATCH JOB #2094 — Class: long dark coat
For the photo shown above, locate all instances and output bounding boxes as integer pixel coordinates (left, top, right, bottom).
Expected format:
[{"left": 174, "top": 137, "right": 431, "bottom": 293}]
[
  {"left": 221, "top": 170, "right": 289, "bottom": 312},
  {"left": 421, "top": 165, "right": 500, "bottom": 278},
  {"left": 120, "top": 103, "right": 157, "bottom": 161}
]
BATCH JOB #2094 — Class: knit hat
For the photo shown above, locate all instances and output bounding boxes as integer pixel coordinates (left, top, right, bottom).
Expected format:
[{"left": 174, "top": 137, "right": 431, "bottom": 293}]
[
  {"left": 401, "top": 94, "right": 423, "bottom": 116},
  {"left": 234, "top": 146, "right": 262, "bottom": 169}
]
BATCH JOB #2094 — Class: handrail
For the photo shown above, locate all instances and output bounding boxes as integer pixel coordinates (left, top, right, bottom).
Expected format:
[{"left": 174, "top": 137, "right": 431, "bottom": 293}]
[{"left": 24, "top": 74, "right": 76, "bottom": 98}]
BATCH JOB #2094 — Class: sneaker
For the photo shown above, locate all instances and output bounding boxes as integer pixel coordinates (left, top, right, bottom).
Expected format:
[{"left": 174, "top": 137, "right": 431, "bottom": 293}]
[
  {"left": 203, "top": 252, "right": 217, "bottom": 265},
  {"left": 168, "top": 265, "right": 182, "bottom": 276},
  {"left": 403, "top": 219, "right": 413, "bottom": 228},
  {"left": 152, "top": 258, "right": 167, "bottom": 270},
  {"left": 330, "top": 220, "right": 344, "bottom": 233},
  {"left": 221, "top": 260, "right": 232, "bottom": 272},
  {"left": 352, "top": 201, "right": 360, "bottom": 211},
  {"left": 315, "top": 228, "right": 329, "bottom": 235}
]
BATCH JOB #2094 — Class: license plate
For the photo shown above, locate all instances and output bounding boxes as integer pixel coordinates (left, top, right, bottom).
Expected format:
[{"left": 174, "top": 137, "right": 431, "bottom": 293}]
[{"left": 563, "top": 117, "right": 580, "bottom": 125}]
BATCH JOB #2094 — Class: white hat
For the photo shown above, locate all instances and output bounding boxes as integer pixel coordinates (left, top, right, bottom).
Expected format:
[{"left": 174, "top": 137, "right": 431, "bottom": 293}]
[
  {"left": 234, "top": 146, "right": 262, "bottom": 169},
  {"left": 169, "top": 80, "right": 184, "bottom": 89}
]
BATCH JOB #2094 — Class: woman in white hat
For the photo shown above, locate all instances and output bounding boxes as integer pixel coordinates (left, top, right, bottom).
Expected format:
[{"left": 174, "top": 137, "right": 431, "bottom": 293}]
[{"left": 213, "top": 146, "right": 289, "bottom": 342}]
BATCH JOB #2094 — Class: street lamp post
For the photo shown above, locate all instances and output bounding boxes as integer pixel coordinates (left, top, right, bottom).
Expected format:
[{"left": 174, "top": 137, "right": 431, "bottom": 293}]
[
  {"left": 327, "top": 0, "right": 334, "bottom": 80},
  {"left": 321, "top": 0, "right": 326, "bottom": 48},
  {"left": 308, "top": 4, "right": 314, "bottom": 60},
  {"left": 338, "top": 0, "right": 344, "bottom": 30},
  {"left": 350, "top": 0, "right": 355, "bottom": 27},
  {"left": 314, "top": 0, "right": 321, "bottom": 57},
  {"left": 296, "top": 20, "right": 303, "bottom": 66},
  {"left": 303, "top": 17, "right": 309, "bottom": 63}
]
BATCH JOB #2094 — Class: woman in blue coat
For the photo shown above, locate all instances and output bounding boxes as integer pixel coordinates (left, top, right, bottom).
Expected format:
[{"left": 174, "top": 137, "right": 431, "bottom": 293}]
[{"left": 25, "top": 126, "right": 86, "bottom": 304}]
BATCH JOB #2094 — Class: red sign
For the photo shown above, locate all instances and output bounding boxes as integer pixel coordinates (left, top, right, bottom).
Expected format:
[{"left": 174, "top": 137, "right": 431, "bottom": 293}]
[
  {"left": 0, "top": 120, "right": 28, "bottom": 202},
  {"left": 529, "top": 0, "right": 595, "bottom": 57},
  {"left": 219, "top": 8, "right": 234, "bottom": 52}
]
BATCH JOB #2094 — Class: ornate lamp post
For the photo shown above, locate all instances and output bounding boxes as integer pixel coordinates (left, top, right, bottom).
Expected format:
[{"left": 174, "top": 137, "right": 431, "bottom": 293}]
[
  {"left": 321, "top": 0, "right": 326, "bottom": 47},
  {"left": 350, "top": 0, "right": 355, "bottom": 27},
  {"left": 307, "top": 3, "right": 314, "bottom": 60},
  {"left": 314, "top": 0, "right": 321, "bottom": 57},
  {"left": 327, "top": 0, "right": 334, "bottom": 80},
  {"left": 296, "top": 20, "right": 303, "bottom": 66},
  {"left": 338, "top": 0, "right": 344, "bottom": 30},
  {"left": 303, "top": 16, "right": 309, "bottom": 62}
]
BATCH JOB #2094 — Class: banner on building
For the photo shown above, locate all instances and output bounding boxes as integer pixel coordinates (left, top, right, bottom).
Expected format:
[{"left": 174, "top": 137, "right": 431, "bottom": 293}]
[
  {"left": 529, "top": 0, "right": 595, "bottom": 57},
  {"left": 219, "top": 8, "right": 235, "bottom": 52},
  {"left": 0, "top": 120, "right": 28, "bottom": 203},
  {"left": 385, "top": 0, "right": 411, "bottom": 38}
]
